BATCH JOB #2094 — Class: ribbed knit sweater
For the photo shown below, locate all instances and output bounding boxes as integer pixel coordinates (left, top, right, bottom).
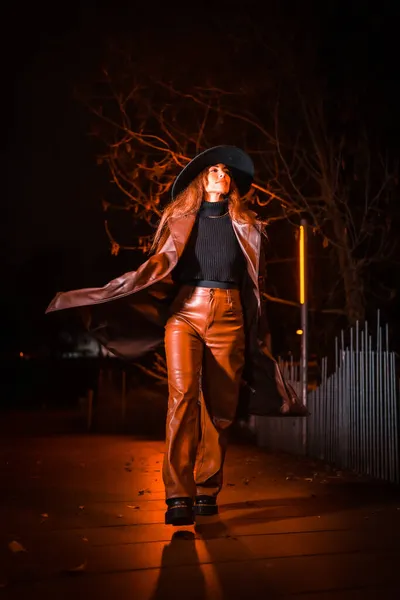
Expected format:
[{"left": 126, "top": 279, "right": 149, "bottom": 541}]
[{"left": 172, "top": 198, "right": 246, "bottom": 285}]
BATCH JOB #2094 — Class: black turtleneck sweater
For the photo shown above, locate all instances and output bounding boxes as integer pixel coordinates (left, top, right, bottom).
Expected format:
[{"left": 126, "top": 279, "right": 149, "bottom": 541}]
[{"left": 172, "top": 198, "right": 246, "bottom": 286}]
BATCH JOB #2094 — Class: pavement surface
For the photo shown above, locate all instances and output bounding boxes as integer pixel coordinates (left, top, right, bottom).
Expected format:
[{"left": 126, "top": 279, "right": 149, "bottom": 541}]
[{"left": 1, "top": 413, "right": 400, "bottom": 599}]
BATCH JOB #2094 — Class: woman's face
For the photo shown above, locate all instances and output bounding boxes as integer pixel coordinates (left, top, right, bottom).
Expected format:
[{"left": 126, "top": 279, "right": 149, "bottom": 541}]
[{"left": 204, "top": 163, "right": 231, "bottom": 195}]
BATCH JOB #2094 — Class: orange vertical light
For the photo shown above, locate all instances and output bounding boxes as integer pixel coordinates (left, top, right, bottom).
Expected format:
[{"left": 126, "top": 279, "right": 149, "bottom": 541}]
[{"left": 299, "top": 225, "right": 305, "bottom": 304}]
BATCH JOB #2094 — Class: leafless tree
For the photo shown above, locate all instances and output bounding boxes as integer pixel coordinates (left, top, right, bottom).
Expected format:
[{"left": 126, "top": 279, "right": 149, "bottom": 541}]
[
  {"left": 263, "top": 89, "right": 397, "bottom": 324},
  {"left": 78, "top": 35, "right": 397, "bottom": 338}
]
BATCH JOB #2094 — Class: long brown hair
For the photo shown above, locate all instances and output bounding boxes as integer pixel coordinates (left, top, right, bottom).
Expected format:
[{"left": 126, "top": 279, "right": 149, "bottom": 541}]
[{"left": 150, "top": 166, "right": 255, "bottom": 253}]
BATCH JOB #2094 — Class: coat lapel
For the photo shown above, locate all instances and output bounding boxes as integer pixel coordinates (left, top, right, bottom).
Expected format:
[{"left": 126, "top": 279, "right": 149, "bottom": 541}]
[
  {"left": 231, "top": 219, "right": 261, "bottom": 289},
  {"left": 168, "top": 214, "right": 196, "bottom": 258}
]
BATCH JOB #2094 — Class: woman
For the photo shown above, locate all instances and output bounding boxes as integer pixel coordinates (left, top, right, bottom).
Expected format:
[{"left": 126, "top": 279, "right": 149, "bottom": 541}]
[{"left": 46, "top": 145, "right": 306, "bottom": 527}]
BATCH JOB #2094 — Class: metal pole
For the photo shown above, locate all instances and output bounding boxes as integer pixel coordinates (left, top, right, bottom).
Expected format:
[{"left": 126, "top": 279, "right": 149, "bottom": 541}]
[
  {"left": 299, "top": 219, "right": 308, "bottom": 451},
  {"left": 299, "top": 219, "right": 308, "bottom": 408}
]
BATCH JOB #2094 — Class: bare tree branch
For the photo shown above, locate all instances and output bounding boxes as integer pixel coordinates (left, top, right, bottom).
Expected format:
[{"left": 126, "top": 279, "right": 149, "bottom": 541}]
[{"left": 80, "top": 41, "right": 398, "bottom": 335}]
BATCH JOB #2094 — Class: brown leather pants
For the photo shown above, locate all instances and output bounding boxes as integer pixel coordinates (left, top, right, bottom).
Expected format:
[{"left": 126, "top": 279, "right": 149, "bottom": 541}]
[{"left": 163, "top": 285, "right": 245, "bottom": 499}]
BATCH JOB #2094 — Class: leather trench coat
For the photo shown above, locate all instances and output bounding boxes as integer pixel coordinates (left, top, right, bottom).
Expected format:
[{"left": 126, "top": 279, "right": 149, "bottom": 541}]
[{"left": 46, "top": 212, "right": 307, "bottom": 416}]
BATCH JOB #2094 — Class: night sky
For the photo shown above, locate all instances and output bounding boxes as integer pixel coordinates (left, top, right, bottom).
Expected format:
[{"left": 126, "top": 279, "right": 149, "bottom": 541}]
[{"left": 3, "top": 1, "right": 400, "bottom": 355}]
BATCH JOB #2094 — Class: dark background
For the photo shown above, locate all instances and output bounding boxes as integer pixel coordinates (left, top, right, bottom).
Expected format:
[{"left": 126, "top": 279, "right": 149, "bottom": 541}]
[{"left": 3, "top": 1, "right": 400, "bottom": 360}]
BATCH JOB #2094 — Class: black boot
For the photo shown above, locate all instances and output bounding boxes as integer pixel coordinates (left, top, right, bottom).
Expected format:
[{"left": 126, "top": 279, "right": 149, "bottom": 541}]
[
  {"left": 194, "top": 495, "right": 218, "bottom": 516},
  {"left": 165, "top": 497, "right": 194, "bottom": 526}
]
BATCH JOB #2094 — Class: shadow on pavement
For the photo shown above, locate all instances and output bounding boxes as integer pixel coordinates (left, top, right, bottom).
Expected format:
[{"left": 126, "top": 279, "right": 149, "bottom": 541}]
[
  {"left": 150, "top": 531, "right": 206, "bottom": 600},
  {"left": 195, "top": 518, "right": 281, "bottom": 600},
  {"left": 150, "top": 522, "right": 281, "bottom": 600}
]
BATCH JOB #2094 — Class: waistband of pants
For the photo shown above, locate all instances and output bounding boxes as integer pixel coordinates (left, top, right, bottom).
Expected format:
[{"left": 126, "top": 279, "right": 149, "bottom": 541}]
[{"left": 182, "top": 280, "right": 240, "bottom": 290}]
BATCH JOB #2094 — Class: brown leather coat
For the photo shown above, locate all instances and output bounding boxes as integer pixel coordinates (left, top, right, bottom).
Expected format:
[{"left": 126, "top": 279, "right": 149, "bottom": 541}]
[{"left": 46, "top": 213, "right": 306, "bottom": 416}]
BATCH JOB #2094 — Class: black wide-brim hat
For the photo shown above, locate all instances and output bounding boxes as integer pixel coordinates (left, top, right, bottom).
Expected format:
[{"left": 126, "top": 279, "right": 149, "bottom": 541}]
[{"left": 171, "top": 145, "right": 254, "bottom": 199}]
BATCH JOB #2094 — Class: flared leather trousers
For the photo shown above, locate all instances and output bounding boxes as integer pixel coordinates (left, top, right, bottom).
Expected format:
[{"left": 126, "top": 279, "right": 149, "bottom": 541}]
[{"left": 163, "top": 285, "right": 246, "bottom": 499}]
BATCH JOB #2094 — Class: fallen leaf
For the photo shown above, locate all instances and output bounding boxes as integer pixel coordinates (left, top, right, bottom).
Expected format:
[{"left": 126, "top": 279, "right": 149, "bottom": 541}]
[
  {"left": 9, "top": 541, "right": 26, "bottom": 553},
  {"left": 63, "top": 560, "right": 87, "bottom": 574}
]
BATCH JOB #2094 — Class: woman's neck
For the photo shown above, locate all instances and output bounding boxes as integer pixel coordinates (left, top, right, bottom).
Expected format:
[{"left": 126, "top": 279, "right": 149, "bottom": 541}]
[{"left": 203, "top": 192, "right": 226, "bottom": 203}]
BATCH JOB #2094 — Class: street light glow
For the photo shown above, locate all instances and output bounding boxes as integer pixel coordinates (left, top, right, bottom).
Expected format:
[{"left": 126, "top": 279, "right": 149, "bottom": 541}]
[{"left": 299, "top": 224, "right": 305, "bottom": 304}]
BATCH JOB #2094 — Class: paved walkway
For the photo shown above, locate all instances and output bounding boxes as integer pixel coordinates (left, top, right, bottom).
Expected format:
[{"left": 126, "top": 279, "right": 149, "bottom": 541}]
[{"left": 1, "top": 422, "right": 400, "bottom": 598}]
